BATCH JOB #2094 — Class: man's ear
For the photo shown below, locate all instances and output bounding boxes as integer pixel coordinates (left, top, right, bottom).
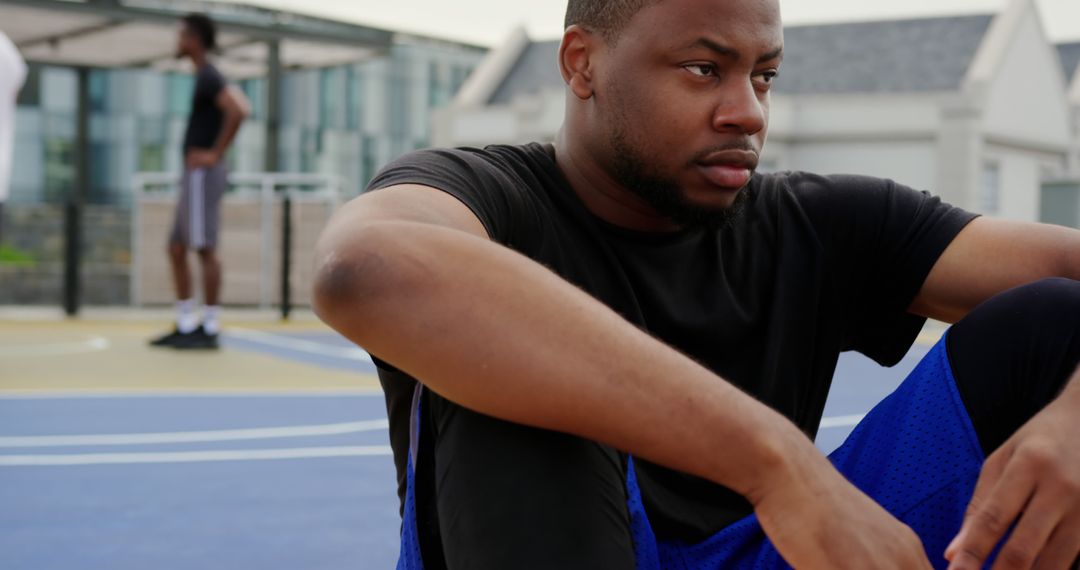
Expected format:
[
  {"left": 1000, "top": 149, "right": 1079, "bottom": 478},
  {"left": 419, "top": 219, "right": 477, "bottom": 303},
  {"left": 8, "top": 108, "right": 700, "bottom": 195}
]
[{"left": 559, "top": 25, "right": 597, "bottom": 101}]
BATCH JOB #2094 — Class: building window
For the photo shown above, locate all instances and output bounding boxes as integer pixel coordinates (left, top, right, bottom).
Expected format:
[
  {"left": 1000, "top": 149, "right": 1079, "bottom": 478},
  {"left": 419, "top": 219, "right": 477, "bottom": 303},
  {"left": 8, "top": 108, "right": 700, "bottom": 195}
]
[
  {"left": 16, "top": 63, "right": 41, "bottom": 107},
  {"left": 319, "top": 68, "right": 339, "bottom": 129},
  {"left": 428, "top": 61, "right": 452, "bottom": 109},
  {"left": 979, "top": 162, "right": 1000, "bottom": 215},
  {"left": 44, "top": 138, "right": 75, "bottom": 203},
  {"left": 139, "top": 144, "right": 165, "bottom": 172},
  {"left": 88, "top": 70, "right": 108, "bottom": 112},
  {"left": 346, "top": 67, "right": 361, "bottom": 130},
  {"left": 361, "top": 135, "right": 378, "bottom": 187},
  {"left": 388, "top": 68, "right": 409, "bottom": 138},
  {"left": 450, "top": 64, "right": 470, "bottom": 93},
  {"left": 166, "top": 73, "right": 194, "bottom": 117},
  {"left": 239, "top": 78, "right": 263, "bottom": 121},
  {"left": 300, "top": 128, "right": 322, "bottom": 173}
]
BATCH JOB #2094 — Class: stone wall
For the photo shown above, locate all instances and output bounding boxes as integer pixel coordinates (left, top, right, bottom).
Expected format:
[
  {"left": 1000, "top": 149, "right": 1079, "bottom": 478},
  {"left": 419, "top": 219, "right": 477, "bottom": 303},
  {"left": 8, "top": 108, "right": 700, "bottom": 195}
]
[
  {"left": 0, "top": 204, "right": 130, "bottom": 305},
  {"left": 0, "top": 197, "right": 333, "bottom": 307}
]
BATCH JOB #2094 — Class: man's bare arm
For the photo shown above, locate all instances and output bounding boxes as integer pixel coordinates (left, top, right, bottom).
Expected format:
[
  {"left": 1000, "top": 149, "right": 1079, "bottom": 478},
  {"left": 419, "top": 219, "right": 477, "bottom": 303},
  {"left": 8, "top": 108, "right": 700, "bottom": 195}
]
[
  {"left": 910, "top": 217, "right": 1080, "bottom": 569},
  {"left": 186, "top": 85, "right": 250, "bottom": 169},
  {"left": 314, "top": 184, "right": 932, "bottom": 570},
  {"left": 210, "top": 85, "right": 249, "bottom": 160},
  {"left": 911, "top": 218, "right": 1080, "bottom": 323}
]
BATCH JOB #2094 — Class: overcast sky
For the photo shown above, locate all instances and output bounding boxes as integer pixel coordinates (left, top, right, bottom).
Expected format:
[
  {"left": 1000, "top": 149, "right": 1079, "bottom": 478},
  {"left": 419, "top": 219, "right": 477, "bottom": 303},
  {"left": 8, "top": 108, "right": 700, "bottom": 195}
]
[{"left": 238, "top": 0, "right": 1080, "bottom": 47}]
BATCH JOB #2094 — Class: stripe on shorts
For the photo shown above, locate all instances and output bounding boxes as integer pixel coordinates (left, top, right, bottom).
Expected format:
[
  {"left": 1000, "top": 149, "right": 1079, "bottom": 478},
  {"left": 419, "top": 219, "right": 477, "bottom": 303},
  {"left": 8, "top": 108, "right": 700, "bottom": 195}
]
[{"left": 190, "top": 168, "right": 206, "bottom": 249}]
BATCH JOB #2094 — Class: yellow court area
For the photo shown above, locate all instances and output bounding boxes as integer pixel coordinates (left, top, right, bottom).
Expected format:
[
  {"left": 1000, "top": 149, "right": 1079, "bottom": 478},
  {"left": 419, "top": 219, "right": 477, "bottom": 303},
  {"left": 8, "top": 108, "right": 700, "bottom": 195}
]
[
  {"left": 0, "top": 310, "right": 948, "bottom": 396},
  {"left": 0, "top": 310, "right": 381, "bottom": 395}
]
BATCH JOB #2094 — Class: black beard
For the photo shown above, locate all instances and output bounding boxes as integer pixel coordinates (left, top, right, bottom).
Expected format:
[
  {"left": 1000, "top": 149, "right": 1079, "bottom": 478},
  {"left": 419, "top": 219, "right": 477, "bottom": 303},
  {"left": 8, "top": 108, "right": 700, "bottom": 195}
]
[{"left": 609, "top": 126, "right": 749, "bottom": 232}]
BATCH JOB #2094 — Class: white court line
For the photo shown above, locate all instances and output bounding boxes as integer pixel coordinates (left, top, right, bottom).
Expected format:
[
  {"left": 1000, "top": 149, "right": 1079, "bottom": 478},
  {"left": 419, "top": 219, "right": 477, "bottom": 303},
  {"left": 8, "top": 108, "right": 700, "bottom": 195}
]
[
  {"left": 818, "top": 414, "right": 866, "bottom": 429},
  {"left": 0, "top": 419, "right": 390, "bottom": 448},
  {"left": 0, "top": 446, "right": 393, "bottom": 467},
  {"left": 0, "top": 336, "right": 110, "bottom": 357},
  {"left": 228, "top": 328, "right": 370, "bottom": 360},
  {"left": 0, "top": 388, "right": 382, "bottom": 400},
  {"left": 0, "top": 414, "right": 870, "bottom": 467}
]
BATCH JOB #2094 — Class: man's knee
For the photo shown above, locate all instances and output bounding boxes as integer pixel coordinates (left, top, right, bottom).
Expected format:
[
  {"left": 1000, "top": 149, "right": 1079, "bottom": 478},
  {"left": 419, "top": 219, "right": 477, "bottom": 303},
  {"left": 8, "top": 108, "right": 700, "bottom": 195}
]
[
  {"left": 1001, "top": 277, "right": 1080, "bottom": 317},
  {"left": 168, "top": 241, "right": 186, "bottom": 259},
  {"left": 196, "top": 247, "right": 218, "bottom": 263},
  {"left": 948, "top": 278, "right": 1080, "bottom": 454},
  {"left": 960, "top": 278, "right": 1079, "bottom": 335}
]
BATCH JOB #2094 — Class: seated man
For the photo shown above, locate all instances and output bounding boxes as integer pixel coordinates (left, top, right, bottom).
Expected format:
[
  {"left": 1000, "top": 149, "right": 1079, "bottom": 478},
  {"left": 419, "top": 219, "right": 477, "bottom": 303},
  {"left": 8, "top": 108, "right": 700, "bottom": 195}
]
[{"left": 314, "top": 0, "right": 1080, "bottom": 568}]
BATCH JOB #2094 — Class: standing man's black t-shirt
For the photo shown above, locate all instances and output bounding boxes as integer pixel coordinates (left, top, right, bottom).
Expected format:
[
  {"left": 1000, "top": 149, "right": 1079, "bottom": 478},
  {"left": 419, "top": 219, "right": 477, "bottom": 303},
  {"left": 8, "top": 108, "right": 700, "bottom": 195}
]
[
  {"left": 182, "top": 63, "right": 226, "bottom": 153},
  {"left": 367, "top": 143, "right": 979, "bottom": 542}
]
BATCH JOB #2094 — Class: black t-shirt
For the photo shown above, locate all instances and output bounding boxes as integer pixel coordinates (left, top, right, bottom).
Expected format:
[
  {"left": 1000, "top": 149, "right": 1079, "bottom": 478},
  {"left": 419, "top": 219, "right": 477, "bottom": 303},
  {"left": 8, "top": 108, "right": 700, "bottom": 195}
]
[
  {"left": 367, "top": 143, "right": 978, "bottom": 541},
  {"left": 182, "top": 63, "right": 226, "bottom": 153}
]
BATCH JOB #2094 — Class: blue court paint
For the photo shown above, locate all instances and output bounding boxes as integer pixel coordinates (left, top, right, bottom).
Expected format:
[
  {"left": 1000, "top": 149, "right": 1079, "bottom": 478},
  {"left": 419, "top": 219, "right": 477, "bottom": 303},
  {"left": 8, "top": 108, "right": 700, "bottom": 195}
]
[
  {"left": 0, "top": 395, "right": 400, "bottom": 570},
  {"left": 0, "top": 330, "right": 935, "bottom": 570}
]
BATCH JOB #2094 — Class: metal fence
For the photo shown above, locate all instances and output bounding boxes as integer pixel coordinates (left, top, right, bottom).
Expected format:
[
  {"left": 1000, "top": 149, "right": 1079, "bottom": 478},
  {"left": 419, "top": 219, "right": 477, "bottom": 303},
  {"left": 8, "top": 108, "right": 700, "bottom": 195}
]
[{"left": 131, "top": 172, "right": 342, "bottom": 318}]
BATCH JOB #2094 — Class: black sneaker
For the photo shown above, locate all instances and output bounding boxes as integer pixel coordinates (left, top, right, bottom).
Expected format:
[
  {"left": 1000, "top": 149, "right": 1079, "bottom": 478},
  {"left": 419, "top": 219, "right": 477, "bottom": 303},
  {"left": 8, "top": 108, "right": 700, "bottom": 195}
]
[
  {"left": 149, "top": 328, "right": 187, "bottom": 347},
  {"left": 171, "top": 326, "right": 220, "bottom": 350}
]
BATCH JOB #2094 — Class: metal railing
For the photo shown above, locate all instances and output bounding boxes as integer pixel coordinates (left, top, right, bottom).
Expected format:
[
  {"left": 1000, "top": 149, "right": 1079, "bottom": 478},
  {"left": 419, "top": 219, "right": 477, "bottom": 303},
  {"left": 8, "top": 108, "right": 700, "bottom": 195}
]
[{"left": 131, "top": 172, "right": 343, "bottom": 319}]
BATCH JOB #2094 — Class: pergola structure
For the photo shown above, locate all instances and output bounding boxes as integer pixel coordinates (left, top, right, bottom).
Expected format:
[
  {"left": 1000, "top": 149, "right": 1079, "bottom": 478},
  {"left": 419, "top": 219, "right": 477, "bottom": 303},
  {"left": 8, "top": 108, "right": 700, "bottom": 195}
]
[{"left": 0, "top": 0, "right": 394, "bottom": 316}]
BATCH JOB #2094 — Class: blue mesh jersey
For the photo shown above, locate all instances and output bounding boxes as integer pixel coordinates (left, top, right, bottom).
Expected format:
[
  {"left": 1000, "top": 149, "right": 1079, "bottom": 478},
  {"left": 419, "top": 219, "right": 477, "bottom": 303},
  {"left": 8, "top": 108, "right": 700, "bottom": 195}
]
[{"left": 397, "top": 336, "right": 993, "bottom": 570}]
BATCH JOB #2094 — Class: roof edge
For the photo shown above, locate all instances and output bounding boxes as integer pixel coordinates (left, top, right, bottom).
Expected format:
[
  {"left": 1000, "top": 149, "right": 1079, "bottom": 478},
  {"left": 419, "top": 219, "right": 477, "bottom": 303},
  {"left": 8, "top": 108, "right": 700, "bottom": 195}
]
[
  {"left": 964, "top": 0, "right": 1037, "bottom": 91},
  {"left": 782, "top": 11, "right": 995, "bottom": 30},
  {"left": 0, "top": 0, "right": 395, "bottom": 49},
  {"left": 452, "top": 26, "right": 531, "bottom": 108}
]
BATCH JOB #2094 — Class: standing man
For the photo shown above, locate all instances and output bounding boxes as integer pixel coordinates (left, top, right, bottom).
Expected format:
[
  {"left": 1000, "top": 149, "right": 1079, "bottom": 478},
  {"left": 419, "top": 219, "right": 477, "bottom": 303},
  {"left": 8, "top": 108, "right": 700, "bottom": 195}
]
[
  {"left": 151, "top": 13, "right": 248, "bottom": 350},
  {"left": 0, "top": 31, "right": 27, "bottom": 243}
]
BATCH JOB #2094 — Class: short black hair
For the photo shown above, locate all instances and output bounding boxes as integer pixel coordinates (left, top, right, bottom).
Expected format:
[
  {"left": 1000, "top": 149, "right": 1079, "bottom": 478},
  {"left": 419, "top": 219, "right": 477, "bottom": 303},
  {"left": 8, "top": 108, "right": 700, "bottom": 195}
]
[
  {"left": 182, "top": 13, "right": 217, "bottom": 51},
  {"left": 564, "top": 0, "right": 659, "bottom": 43}
]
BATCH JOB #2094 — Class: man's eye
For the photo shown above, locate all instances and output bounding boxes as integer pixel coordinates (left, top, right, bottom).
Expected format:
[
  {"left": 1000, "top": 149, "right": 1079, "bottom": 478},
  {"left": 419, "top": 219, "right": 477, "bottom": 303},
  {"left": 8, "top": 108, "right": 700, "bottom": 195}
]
[
  {"left": 755, "top": 71, "right": 779, "bottom": 85},
  {"left": 685, "top": 64, "right": 717, "bottom": 78}
]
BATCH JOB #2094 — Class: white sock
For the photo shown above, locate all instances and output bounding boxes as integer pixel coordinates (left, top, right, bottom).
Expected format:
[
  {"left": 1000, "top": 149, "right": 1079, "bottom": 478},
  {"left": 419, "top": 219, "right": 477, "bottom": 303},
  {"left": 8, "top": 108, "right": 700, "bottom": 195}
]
[
  {"left": 202, "top": 305, "right": 221, "bottom": 335},
  {"left": 176, "top": 298, "right": 199, "bottom": 334}
]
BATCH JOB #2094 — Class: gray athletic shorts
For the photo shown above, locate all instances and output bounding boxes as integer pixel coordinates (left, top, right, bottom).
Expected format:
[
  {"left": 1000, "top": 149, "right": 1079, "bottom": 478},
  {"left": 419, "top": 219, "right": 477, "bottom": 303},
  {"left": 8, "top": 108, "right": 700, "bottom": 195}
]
[{"left": 169, "top": 163, "right": 227, "bottom": 250}]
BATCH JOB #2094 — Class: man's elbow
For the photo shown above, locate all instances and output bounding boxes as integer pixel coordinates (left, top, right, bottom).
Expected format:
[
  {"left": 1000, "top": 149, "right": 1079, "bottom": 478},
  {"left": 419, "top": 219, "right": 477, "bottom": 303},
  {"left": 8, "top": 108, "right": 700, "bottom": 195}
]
[
  {"left": 311, "top": 224, "right": 399, "bottom": 330},
  {"left": 1060, "top": 228, "right": 1080, "bottom": 281}
]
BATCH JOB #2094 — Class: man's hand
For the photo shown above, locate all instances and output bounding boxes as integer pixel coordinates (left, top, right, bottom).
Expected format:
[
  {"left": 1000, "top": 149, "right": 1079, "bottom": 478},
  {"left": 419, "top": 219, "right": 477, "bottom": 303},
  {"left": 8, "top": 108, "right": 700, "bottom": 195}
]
[
  {"left": 945, "top": 372, "right": 1080, "bottom": 570},
  {"left": 185, "top": 149, "right": 219, "bottom": 170},
  {"left": 753, "top": 450, "right": 934, "bottom": 569}
]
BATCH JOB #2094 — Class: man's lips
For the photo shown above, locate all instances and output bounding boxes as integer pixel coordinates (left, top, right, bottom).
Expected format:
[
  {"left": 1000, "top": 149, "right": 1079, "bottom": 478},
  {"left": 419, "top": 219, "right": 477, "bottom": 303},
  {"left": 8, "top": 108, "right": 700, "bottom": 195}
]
[
  {"left": 695, "top": 149, "right": 758, "bottom": 189},
  {"left": 697, "top": 164, "right": 752, "bottom": 189}
]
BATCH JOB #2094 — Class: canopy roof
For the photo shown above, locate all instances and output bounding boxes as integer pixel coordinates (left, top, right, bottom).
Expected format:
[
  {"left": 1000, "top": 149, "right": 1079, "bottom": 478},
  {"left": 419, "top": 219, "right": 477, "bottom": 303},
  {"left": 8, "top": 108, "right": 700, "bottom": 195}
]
[{"left": 1, "top": 0, "right": 394, "bottom": 76}]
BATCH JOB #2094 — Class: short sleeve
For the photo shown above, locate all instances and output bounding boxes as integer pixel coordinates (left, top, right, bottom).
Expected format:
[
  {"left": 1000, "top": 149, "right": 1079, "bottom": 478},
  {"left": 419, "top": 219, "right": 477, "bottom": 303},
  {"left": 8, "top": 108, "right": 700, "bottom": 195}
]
[
  {"left": 793, "top": 174, "right": 979, "bottom": 365},
  {"left": 366, "top": 147, "right": 539, "bottom": 247}
]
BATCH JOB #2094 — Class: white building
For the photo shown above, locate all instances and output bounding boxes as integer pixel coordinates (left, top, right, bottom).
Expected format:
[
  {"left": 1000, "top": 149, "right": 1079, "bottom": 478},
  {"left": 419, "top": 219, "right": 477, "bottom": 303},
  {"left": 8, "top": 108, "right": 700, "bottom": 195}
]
[
  {"left": 1059, "top": 41, "right": 1080, "bottom": 171},
  {"left": 434, "top": 0, "right": 1077, "bottom": 224}
]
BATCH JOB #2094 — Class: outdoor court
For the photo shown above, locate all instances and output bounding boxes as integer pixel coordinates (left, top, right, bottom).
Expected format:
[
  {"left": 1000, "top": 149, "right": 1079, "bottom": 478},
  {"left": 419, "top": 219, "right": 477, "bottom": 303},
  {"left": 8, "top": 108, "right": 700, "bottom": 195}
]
[{"left": 0, "top": 311, "right": 946, "bottom": 569}]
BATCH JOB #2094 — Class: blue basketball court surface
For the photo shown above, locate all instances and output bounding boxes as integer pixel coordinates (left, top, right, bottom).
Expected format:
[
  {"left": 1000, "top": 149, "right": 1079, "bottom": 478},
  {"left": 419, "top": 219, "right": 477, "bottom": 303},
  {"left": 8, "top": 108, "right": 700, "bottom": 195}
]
[{"left": 0, "top": 314, "right": 943, "bottom": 569}]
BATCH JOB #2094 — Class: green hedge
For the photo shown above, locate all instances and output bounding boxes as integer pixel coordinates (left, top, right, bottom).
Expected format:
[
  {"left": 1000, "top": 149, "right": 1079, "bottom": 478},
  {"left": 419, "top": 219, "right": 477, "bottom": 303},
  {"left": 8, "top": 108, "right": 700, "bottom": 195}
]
[{"left": 0, "top": 245, "right": 37, "bottom": 266}]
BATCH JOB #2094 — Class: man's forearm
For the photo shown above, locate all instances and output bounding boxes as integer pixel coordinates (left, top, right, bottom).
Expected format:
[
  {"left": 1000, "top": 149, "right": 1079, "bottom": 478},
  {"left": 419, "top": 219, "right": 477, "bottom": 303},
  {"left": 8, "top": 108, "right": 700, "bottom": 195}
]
[
  {"left": 211, "top": 109, "right": 243, "bottom": 159},
  {"left": 314, "top": 219, "right": 828, "bottom": 503}
]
